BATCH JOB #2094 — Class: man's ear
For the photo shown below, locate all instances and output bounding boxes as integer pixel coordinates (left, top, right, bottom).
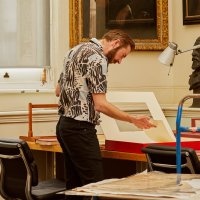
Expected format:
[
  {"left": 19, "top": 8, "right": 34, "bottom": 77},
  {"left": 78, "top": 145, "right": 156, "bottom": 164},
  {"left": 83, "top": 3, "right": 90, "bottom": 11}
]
[{"left": 112, "top": 39, "right": 121, "bottom": 49}]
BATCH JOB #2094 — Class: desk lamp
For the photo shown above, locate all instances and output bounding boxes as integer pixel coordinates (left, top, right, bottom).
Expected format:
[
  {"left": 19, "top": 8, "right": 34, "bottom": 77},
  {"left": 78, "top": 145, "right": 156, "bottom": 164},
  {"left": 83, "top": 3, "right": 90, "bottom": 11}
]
[
  {"left": 159, "top": 42, "right": 200, "bottom": 66},
  {"left": 158, "top": 42, "right": 200, "bottom": 185}
]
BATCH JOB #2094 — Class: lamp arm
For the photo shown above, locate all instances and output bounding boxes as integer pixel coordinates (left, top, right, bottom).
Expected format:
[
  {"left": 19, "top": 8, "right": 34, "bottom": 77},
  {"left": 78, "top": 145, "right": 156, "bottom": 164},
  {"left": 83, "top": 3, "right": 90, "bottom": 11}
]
[{"left": 177, "top": 44, "right": 200, "bottom": 54}]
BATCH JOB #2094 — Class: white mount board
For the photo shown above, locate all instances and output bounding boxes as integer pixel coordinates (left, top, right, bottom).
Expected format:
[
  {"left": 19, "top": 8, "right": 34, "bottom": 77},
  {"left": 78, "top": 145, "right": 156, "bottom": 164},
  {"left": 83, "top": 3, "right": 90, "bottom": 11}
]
[{"left": 100, "top": 92, "right": 176, "bottom": 144}]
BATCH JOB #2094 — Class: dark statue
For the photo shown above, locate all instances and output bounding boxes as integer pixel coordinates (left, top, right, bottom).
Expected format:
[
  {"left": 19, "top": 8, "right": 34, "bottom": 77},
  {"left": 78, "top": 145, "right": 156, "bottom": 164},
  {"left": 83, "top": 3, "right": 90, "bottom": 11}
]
[{"left": 189, "top": 36, "right": 200, "bottom": 107}]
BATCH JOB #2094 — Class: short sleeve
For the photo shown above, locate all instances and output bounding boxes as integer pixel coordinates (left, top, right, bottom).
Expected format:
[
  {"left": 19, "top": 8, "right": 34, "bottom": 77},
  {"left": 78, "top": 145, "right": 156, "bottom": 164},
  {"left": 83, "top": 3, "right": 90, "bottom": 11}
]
[{"left": 87, "top": 57, "right": 108, "bottom": 94}]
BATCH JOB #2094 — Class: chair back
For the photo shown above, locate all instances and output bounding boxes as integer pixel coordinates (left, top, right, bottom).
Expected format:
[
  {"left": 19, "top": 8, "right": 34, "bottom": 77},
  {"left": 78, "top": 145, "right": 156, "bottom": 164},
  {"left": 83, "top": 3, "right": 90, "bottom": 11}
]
[
  {"left": 0, "top": 138, "right": 38, "bottom": 200},
  {"left": 141, "top": 145, "right": 200, "bottom": 174}
]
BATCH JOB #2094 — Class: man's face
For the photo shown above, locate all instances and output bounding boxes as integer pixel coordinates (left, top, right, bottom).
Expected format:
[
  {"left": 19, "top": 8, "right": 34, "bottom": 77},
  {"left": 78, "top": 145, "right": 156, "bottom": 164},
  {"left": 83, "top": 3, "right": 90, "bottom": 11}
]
[
  {"left": 191, "top": 37, "right": 200, "bottom": 70},
  {"left": 192, "top": 48, "right": 200, "bottom": 70},
  {"left": 107, "top": 45, "right": 131, "bottom": 64}
]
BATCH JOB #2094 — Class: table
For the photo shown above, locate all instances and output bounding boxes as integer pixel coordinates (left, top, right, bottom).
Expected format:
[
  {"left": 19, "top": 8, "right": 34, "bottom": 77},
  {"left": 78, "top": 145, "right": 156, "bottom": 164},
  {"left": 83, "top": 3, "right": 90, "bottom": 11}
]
[
  {"left": 27, "top": 134, "right": 200, "bottom": 181},
  {"left": 27, "top": 133, "right": 200, "bottom": 162},
  {"left": 27, "top": 136, "right": 147, "bottom": 181},
  {"left": 65, "top": 172, "right": 200, "bottom": 199},
  {"left": 27, "top": 141, "right": 147, "bottom": 162}
]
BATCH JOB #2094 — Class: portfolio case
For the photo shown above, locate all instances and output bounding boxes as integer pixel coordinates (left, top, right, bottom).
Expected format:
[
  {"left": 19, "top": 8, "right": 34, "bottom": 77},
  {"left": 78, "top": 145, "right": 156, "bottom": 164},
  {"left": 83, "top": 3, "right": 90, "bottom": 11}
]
[{"left": 105, "top": 139, "right": 200, "bottom": 154}]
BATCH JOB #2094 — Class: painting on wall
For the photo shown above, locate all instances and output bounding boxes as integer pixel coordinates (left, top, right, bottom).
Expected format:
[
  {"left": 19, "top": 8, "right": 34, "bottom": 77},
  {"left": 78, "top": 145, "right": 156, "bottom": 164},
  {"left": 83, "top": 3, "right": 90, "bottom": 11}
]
[
  {"left": 183, "top": 0, "right": 200, "bottom": 25},
  {"left": 105, "top": 0, "right": 156, "bottom": 28},
  {"left": 69, "top": 0, "right": 169, "bottom": 50}
]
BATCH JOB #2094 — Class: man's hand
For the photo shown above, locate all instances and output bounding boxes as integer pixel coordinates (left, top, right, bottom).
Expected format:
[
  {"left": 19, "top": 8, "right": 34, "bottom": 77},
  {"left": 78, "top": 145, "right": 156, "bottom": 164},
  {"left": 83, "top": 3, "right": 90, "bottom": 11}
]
[
  {"left": 92, "top": 93, "right": 156, "bottom": 129},
  {"left": 55, "top": 84, "right": 60, "bottom": 97},
  {"left": 130, "top": 115, "right": 156, "bottom": 129}
]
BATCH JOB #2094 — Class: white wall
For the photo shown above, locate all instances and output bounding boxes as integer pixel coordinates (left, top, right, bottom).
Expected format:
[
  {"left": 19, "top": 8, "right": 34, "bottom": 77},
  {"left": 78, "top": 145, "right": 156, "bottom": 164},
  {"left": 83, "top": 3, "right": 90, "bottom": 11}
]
[
  {"left": 0, "top": 0, "right": 200, "bottom": 137},
  {"left": 170, "top": 0, "right": 200, "bottom": 103},
  {"left": 106, "top": 0, "right": 200, "bottom": 106}
]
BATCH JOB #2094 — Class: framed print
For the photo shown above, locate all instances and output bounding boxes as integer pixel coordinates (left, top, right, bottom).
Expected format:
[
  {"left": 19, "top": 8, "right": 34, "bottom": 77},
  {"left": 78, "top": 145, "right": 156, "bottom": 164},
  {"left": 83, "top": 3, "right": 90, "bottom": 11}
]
[
  {"left": 183, "top": 0, "right": 200, "bottom": 25},
  {"left": 106, "top": 0, "right": 156, "bottom": 28},
  {"left": 69, "top": 0, "right": 168, "bottom": 50}
]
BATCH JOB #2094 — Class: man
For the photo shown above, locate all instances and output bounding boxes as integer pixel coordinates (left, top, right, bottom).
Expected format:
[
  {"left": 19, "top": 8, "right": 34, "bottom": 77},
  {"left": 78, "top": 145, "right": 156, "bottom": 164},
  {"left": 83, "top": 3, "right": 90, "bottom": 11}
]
[{"left": 56, "top": 29, "right": 155, "bottom": 199}]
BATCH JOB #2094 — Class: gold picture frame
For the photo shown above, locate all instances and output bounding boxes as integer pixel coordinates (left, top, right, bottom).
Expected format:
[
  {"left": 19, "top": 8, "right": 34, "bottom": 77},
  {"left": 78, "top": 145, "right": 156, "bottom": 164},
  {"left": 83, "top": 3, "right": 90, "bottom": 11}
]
[{"left": 69, "top": 0, "right": 168, "bottom": 50}]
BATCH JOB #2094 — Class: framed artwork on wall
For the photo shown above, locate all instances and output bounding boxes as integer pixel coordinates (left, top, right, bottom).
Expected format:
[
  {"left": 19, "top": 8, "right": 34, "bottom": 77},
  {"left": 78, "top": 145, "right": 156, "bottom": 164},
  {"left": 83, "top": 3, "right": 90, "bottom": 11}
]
[
  {"left": 105, "top": 0, "right": 156, "bottom": 28},
  {"left": 69, "top": 0, "right": 168, "bottom": 50},
  {"left": 183, "top": 0, "right": 200, "bottom": 25}
]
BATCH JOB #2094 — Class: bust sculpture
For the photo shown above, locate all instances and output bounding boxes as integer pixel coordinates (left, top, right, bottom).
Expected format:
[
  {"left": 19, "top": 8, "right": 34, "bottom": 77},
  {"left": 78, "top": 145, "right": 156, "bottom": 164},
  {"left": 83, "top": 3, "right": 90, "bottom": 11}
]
[{"left": 189, "top": 36, "right": 200, "bottom": 107}]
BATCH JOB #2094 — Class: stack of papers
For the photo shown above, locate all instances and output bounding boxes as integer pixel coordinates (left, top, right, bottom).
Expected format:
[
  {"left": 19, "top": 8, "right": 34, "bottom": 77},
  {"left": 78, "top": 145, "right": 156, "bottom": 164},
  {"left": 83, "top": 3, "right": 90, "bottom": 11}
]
[{"left": 65, "top": 172, "right": 200, "bottom": 199}]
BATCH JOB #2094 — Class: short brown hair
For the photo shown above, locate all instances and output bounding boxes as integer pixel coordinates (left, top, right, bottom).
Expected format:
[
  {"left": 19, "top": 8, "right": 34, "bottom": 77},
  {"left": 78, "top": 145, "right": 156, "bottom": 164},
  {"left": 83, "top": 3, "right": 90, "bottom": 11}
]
[{"left": 102, "top": 29, "right": 135, "bottom": 51}]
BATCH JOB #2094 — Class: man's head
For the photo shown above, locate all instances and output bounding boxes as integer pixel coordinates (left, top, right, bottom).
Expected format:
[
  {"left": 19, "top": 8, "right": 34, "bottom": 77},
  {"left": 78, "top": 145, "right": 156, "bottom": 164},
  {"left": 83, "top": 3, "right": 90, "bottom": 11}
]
[
  {"left": 101, "top": 29, "right": 135, "bottom": 64},
  {"left": 192, "top": 36, "right": 200, "bottom": 70}
]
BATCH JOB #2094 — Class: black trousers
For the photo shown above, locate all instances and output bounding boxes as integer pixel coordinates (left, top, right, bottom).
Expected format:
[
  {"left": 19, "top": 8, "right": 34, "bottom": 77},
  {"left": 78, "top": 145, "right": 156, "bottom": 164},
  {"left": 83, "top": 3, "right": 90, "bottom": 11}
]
[{"left": 56, "top": 116, "right": 104, "bottom": 200}]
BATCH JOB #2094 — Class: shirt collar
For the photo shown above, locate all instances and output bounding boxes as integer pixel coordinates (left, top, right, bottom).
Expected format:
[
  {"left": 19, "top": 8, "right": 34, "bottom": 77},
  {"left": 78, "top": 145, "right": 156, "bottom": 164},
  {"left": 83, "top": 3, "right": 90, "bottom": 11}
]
[
  {"left": 90, "top": 38, "right": 108, "bottom": 64},
  {"left": 90, "top": 38, "right": 102, "bottom": 49}
]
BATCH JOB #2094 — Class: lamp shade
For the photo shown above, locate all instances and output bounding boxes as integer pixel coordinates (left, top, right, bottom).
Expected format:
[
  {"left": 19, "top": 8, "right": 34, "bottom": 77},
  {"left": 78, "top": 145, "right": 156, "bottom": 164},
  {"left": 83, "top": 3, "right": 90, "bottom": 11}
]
[{"left": 158, "top": 42, "right": 178, "bottom": 66}]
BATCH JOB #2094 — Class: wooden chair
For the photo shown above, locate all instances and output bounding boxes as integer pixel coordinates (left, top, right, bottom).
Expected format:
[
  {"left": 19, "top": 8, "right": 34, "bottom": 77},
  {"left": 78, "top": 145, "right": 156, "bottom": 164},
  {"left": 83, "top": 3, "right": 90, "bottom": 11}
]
[{"left": 20, "top": 103, "right": 58, "bottom": 142}]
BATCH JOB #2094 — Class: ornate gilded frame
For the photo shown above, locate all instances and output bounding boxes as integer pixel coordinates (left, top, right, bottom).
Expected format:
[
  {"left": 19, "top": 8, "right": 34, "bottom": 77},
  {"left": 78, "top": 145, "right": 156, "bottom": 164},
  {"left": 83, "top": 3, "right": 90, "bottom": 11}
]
[{"left": 69, "top": 0, "right": 168, "bottom": 50}]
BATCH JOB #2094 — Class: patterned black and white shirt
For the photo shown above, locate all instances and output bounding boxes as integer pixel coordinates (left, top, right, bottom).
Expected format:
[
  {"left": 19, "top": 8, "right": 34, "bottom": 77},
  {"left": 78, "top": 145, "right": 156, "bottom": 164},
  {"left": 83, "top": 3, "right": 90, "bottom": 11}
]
[{"left": 58, "top": 38, "right": 108, "bottom": 124}]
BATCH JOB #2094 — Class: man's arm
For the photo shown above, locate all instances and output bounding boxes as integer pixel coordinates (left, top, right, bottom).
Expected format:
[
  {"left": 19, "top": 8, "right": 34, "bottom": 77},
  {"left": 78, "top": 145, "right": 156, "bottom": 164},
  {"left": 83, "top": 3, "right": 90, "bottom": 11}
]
[
  {"left": 92, "top": 93, "right": 156, "bottom": 129},
  {"left": 55, "top": 72, "right": 63, "bottom": 97},
  {"left": 55, "top": 83, "right": 60, "bottom": 97}
]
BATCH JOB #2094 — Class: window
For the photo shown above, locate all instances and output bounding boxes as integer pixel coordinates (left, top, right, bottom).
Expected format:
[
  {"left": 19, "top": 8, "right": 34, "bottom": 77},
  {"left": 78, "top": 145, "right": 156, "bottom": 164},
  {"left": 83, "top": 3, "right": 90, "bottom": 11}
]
[{"left": 0, "top": 0, "right": 52, "bottom": 90}]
